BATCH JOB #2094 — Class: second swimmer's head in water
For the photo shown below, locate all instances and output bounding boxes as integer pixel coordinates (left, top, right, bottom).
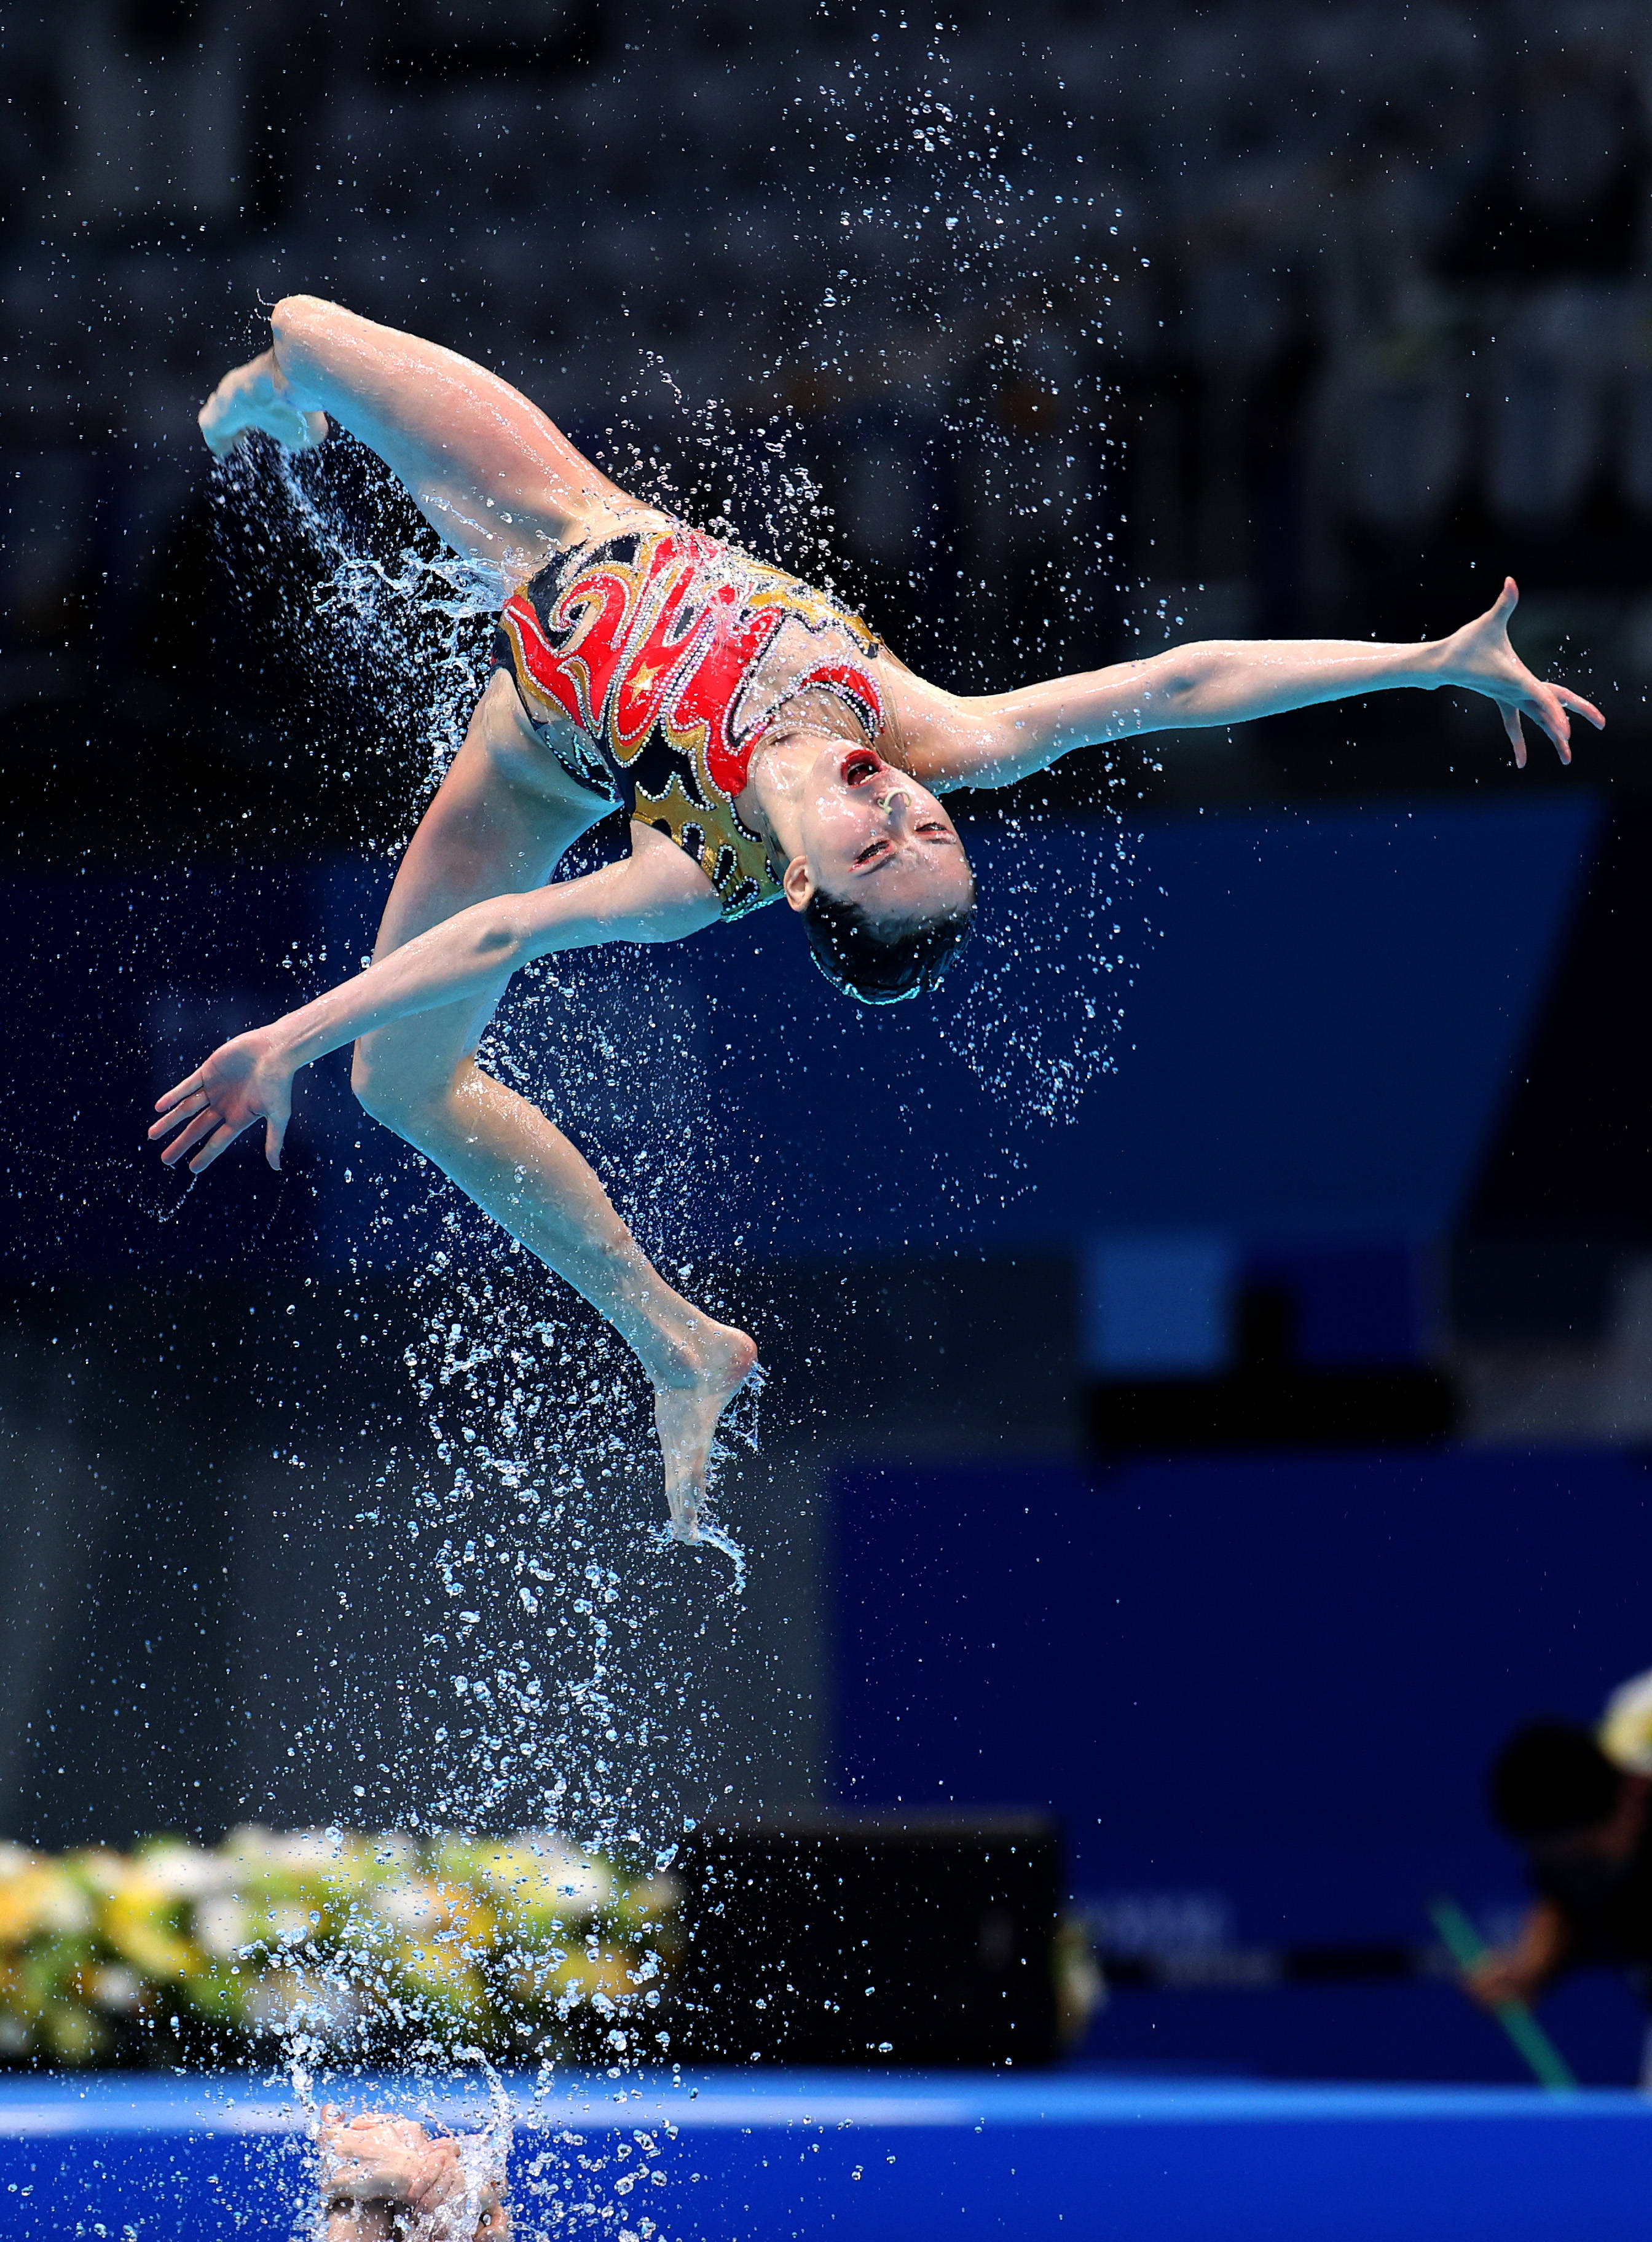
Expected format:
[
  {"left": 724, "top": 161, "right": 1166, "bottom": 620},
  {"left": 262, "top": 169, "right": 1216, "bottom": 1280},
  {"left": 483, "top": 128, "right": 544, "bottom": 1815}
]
[{"left": 779, "top": 739, "right": 977, "bottom": 1004}]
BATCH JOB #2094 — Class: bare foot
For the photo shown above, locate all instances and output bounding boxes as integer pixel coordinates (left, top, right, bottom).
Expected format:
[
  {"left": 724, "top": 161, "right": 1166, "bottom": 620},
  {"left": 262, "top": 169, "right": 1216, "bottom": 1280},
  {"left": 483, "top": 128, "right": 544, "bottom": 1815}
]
[
  {"left": 199, "top": 353, "right": 328, "bottom": 457},
  {"left": 320, "top": 2109, "right": 510, "bottom": 2242},
  {"left": 653, "top": 1316, "right": 760, "bottom": 1541}
]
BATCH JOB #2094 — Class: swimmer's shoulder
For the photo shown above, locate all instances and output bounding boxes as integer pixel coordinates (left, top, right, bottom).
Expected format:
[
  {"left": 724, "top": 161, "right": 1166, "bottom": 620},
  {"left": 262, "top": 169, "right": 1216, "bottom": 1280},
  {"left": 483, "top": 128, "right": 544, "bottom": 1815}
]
[{"left": 868, "top": 647, "right": 986, "bottom": 791}]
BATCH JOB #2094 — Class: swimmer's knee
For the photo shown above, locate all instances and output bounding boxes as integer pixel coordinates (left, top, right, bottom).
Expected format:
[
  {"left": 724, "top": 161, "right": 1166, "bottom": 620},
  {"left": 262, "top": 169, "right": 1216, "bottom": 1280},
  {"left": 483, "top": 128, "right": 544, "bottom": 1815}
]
[{"left": 351, "top": 1049, "right": 439, "bottom": 1138}]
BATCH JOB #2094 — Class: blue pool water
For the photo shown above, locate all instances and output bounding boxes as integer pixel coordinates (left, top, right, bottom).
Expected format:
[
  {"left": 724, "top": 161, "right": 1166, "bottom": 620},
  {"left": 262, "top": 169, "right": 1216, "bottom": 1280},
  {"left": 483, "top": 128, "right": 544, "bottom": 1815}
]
[{"left": 5, "top": 2067, "right": 1652, "bottom": 2241}]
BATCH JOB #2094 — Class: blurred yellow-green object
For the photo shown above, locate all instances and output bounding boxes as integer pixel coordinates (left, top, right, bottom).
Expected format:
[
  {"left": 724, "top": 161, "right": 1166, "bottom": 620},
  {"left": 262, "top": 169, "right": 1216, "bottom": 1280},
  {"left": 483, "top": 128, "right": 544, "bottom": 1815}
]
[
  {"left": 1600, "top": 1667, "right": 1652, "bottom": 1775},
  {"left": 0, "top": 1832, "right": 677, "bottom": 2067}
]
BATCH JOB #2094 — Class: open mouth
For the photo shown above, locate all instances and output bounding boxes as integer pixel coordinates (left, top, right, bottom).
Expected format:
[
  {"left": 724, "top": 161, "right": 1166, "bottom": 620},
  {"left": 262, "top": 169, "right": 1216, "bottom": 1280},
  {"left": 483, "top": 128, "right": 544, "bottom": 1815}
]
[{"left": 840, "top": 747, "right": 883, "bottom": 787}]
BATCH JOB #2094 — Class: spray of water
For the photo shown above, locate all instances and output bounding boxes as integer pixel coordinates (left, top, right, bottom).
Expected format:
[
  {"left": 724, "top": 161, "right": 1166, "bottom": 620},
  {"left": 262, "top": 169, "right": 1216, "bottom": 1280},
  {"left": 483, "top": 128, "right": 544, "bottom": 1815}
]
[{"left": 198, "top": 26, "right": 1154, "bottom": 2230}]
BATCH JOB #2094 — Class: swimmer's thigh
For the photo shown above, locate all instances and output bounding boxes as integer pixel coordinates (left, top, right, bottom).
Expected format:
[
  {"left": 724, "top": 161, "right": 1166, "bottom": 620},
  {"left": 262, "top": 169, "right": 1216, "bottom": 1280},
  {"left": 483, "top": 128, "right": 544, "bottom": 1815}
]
[
  {"left": 353, "top": 674, "right": 610, "bottom": 1109},
  {"left": 272, "top": 297, "right": 638, "bottom": 557}
]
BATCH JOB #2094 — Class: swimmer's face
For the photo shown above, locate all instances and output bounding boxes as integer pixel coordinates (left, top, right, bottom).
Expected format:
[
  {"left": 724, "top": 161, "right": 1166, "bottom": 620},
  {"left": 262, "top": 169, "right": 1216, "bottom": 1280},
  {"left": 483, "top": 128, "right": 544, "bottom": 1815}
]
[{"left": 781, "top": 741, "right": 974, "bottom": 927}]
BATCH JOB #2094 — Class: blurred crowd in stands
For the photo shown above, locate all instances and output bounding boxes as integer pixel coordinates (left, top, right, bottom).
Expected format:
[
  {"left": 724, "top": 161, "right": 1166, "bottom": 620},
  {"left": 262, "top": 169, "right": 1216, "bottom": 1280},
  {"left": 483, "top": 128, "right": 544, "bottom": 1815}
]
[{"left": 5, "top": 0, "right": 1652, "bottom": 852}]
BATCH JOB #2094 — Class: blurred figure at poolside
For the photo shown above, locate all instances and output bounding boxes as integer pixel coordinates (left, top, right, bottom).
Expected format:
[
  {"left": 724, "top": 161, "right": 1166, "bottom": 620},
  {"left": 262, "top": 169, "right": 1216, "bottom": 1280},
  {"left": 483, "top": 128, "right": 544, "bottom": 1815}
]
[{"left": 1468, "top": 1670, "right": 1652, "bottom": 2082}]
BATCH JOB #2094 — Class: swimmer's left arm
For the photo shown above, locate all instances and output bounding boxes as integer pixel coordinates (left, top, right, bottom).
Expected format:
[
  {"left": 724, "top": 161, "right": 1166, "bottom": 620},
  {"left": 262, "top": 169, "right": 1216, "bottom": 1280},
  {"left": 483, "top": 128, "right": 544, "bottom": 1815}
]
[
  {"left": 894, "top": 578, "right": 1602, "bottom": 789},
  {"left": 149, "top": 830, "right": 719, "bottom": 1173}
]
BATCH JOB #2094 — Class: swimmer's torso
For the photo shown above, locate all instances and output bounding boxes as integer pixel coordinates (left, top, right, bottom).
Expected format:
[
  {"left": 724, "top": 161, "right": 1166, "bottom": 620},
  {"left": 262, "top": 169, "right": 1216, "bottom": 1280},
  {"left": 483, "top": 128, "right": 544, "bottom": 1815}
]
[{"left": 494, "top": 516, "right": 886, "bottom": 918}]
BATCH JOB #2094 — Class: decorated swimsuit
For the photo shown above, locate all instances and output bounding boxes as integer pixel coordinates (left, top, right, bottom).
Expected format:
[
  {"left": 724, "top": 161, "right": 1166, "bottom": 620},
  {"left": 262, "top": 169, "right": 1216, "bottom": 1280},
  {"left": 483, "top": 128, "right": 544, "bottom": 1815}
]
[{"left": 493, "top": 518, "right": 886, "bottom": 920}]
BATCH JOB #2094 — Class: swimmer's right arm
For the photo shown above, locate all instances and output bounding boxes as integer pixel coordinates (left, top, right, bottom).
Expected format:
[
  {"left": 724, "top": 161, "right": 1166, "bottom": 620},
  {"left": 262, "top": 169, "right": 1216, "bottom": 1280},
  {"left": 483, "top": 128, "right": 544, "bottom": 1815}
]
[{"left": 148, "top": 829, "right": 720, "bottom": 1172}]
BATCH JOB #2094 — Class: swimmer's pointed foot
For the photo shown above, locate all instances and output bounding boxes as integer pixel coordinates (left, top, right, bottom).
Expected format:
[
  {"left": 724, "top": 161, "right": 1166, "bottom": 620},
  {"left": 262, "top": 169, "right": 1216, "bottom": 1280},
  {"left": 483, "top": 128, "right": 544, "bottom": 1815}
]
[
  {"left": 654, "top": 1320, "right": 760, "bottom": 1544},
  {"left": 198, "top": 352, "right": 328, "bottom": 458}
]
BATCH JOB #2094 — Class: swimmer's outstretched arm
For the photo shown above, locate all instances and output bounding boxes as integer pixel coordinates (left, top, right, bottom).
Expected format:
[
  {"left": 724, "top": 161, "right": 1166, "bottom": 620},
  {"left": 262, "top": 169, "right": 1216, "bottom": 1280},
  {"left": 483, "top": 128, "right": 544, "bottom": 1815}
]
[
  {"left": 893, "top": 579, "right": 1603, "bottom": 791},
  {"left": 149, "top": 825, "right": 718, "bottom": 1173},
  {"left": 198, "top": 296, "right": 629, "bottom": 570}
]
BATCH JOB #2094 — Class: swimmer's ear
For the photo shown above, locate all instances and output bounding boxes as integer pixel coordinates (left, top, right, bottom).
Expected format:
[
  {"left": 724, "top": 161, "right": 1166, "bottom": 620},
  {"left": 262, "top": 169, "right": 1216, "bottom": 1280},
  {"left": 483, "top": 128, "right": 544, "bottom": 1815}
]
[{"left": 782, "top": 856, "right": 815, "bottom": 913}]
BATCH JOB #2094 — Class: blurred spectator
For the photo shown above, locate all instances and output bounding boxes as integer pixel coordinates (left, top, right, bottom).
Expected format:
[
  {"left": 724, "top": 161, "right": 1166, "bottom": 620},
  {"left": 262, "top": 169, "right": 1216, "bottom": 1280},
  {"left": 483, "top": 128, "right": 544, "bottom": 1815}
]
[
  {"left": 8, "top": 0, "right": 1652, "bottom": 853},
  {"left": 1469, "top": 1693, "right": 1652, "bottom": 2079}
]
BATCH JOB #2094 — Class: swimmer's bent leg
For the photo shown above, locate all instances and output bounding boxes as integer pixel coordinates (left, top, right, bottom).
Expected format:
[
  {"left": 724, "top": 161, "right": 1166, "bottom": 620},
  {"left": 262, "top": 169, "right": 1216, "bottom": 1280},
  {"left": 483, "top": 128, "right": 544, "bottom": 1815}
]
[
  {"left": 267, "top": 296, "right": 637, "bottom": 564},
  {"left": 351, "top": 680, "right": 755, "bottom": 1530}
]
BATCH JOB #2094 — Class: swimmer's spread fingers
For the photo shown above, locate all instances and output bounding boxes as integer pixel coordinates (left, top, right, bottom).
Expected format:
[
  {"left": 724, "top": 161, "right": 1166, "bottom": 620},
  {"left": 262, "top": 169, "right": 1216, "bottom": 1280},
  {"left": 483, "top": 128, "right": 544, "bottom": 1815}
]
[
  {"left": 149, "top": 1088, "right": 249, "bottom": 1173},
  {"left": 151, "top": 1107, "right": 222, "bottom": 1165},
  {"left": 190, "top": 1120, "right": 248, "bottom": 1172},
  {"left": 1444, "top": 575, "right": 1602, "bottom": 768},
  {"left": 157, "top": 1113, "right": 261, "bottom": 1174},
  {"left": 1554, "top": 683, "right": 1607, "bottom": 731},
  {"left": 1505, "top": 681, "right": 1602, "bottom": 768},
  {"left": 151, "top": 1078, "right": 199, "bottom": 1119},
  {"left": 1524, "top": 684, "right": 1576, "bottom": 764},
  {"left": 1498, "top": 700, "right": 1528, "bottom": 769},
  {"left": 147, "top": 1033, "right": 293, "bottom": 1171}
]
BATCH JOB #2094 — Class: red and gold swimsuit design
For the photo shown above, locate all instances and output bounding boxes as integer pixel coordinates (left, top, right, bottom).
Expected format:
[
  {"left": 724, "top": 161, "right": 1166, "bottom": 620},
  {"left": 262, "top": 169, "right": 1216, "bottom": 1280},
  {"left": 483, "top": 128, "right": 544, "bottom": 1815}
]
[{"left": 494, "top": 520, "right": 886, "bottom": 919}]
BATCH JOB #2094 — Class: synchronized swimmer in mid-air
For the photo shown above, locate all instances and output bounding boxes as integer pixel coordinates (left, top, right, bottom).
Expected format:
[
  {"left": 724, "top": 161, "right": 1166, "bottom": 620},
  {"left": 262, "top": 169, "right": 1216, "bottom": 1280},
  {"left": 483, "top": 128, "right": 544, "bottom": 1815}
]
[{"left": 151, "top": 297, "right": 1602, "bottom": 1537}]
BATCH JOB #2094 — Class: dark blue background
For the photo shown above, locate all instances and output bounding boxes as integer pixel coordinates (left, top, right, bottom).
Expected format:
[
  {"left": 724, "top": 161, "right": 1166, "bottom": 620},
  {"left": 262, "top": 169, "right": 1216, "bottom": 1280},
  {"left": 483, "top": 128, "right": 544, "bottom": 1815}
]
[
  {"left": 10, "top": 794, "right": 1643, "bottom": 2082},
  {"left": 830, "top": 1449, "right": 1652, "bottom": 2080},
  {"left": 9, "top": 794, "right": 1599, "bottom": 1273}
]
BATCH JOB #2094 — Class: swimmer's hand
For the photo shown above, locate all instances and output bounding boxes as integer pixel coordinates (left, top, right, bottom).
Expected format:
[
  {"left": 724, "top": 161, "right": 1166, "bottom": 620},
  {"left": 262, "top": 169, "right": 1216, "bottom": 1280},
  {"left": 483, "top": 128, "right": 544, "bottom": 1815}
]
[
  {"left": 1462, "top": 1947, "right": 1547, "bottom": 2012},
  {"left": 1434, "top": 576, "right": 1604, "bottom": 769},
  {"left": 320, "top": 2109, "right": 449, "bottom": 2208},
  {"left": 318, "top": 2106, "right": 511, "bottom": 2238},
  {"left": 198, "top": 349, "right": 328, "bottom": 458},
  {"left": 148, "top": 1028, "right": 294, "bottom": 1173}
]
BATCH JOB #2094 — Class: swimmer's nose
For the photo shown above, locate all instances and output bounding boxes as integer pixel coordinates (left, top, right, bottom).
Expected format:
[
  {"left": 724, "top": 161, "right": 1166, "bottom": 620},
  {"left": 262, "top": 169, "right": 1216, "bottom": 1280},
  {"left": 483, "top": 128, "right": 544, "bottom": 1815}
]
[{"left": 883, "top": 787, "right": 914, "bottom": 833}]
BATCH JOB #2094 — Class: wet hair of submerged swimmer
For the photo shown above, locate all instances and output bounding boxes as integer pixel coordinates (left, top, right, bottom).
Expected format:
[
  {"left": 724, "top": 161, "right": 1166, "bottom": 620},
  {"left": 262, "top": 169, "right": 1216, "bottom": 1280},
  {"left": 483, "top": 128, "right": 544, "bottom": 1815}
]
[{"left": 803, "top": 879, "right": 977, "bottom": 1004}]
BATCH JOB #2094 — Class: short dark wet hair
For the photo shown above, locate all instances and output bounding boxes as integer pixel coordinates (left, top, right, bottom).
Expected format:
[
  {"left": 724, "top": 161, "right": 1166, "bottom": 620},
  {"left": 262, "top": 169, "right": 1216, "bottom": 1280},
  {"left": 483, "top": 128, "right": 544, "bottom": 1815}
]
[
  {"left": 1489, "top": 1718, "right": 1623, "bottom": 1841},
  {"left": 803, "top": 883, "right": 977, "bottom": 1005}
]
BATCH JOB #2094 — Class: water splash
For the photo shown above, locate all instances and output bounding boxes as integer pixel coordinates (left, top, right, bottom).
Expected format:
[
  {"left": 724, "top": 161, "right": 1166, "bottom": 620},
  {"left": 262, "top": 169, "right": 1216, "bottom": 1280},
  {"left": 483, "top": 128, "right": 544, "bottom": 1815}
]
[
  {"left": 210, "top": 430, "right": 500, "bottom": 834},
  {"left": 658, "top": 1517, "right": 747, "bottom": 1599},
  {"left": 195, "top": 28, "right": 1151, "bottom": 2236}
]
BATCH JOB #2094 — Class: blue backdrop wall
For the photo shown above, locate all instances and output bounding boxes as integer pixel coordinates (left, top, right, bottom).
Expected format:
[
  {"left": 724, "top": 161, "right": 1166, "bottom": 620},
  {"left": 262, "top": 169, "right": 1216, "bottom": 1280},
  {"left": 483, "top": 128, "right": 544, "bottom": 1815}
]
[
  {"left": 7, "top": 795, "right": 1601, "bottom": 1275},
  {"left": 830, "top": 1449, "right": 1652, "bottom": 2083}
]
